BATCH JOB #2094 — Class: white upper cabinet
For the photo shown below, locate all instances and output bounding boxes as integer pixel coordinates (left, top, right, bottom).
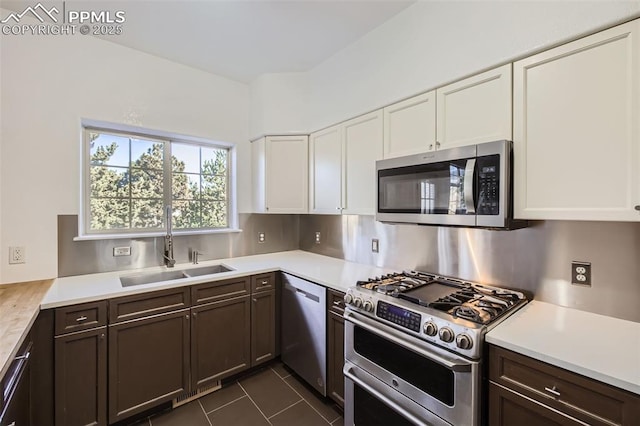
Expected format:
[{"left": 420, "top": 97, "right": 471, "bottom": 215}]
[
  {"left": 513, "top": 19, "right": 640, "bottom": 221},
  {"left": 309, "top": 125, "right": 342, "bottom": 214},
  {"left": 252, "top": 135, "right": 308, "bottom": 214},
  {"left": 309, "top": 110, "right": 383, "bottom": 215},
  {"left": 383, "top": 91, "right": 436, "bottom": 158},
  {"left": 342, "top": 110, "right": 384, "bottom": 215},
  {"left": 436, "top": 64, "right": 512, "bottom": 149}
]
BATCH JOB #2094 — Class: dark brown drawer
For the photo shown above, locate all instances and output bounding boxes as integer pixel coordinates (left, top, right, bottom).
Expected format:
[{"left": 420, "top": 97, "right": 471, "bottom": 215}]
[
  {"left": 55, "top": 301, "right": 107, "bottom": 335},
  {"left": 109, "top": 287, "right": 190, "bottom": 323},
  {"left": 251, "top": 273, "right": 276, "bottom": 293},
  {"left": 192, "top": 277, "right": 250, "bottom": 305},
  {"left": 489, "top": 345, "right": 640, "bottom": 426},
  {"left": 327, "top": 289, "right": 346, "bottom": 314}
]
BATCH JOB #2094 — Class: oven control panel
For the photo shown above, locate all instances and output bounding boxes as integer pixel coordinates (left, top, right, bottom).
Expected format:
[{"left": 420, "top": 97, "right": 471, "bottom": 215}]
[{"left": 376, "top": 301, "right": 421, "bottom": 333}]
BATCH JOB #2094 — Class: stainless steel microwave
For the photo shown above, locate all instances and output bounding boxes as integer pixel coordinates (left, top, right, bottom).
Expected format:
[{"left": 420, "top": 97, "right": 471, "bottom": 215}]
[{"left": 376, "top": 140, "right": 524, "bottom": 229}]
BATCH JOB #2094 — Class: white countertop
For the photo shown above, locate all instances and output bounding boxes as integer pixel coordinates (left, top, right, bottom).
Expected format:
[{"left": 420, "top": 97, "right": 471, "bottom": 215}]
[
  {"left": 486, "top": 300, "right": 640, "bottom": 395},
  {"left": 43, "top": 250, "right": 390, "bottom": 309}
]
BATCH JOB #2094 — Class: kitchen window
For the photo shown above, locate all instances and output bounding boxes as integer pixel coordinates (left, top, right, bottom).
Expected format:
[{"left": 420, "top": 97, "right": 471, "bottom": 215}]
[{"left": 82, "top": 124, "right": 236, "bottom": 237}]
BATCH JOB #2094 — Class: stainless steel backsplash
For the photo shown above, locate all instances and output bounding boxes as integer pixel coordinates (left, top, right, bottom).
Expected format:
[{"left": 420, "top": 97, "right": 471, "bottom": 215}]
[
  {"left": 58, "top": 214, "right": 299, "bottom": 277},
  {"left": 58, "top": 214, "right": 640, "bottom": 322},
  {"left": 299, "top": 215, "right": 640, "bottom": 323}
]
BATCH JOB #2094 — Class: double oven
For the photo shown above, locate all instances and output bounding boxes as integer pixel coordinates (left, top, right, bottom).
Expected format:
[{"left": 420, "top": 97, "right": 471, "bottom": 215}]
[
  {"left": 341, "top": 271, "right": 527, "bottom": 426},
  {"left": 343, "top": 309, "right": 481, "bottom": 426}
]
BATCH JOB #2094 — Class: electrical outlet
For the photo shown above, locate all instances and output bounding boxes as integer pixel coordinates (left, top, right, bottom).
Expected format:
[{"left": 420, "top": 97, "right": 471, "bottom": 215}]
[
  {"left": 571, "top": 261, "right": 591, "bottom": 286},
  {"left": 113, "top": 246, "right": 131, "bottom": 257},
  {"left": 372, "top": 239, "right": 380, "bottom": 253},
  {"left": 9, "top": 246, "right": 26, "bottom": 264},
  {"left": 315, "top": 232, "right": 321, "bottom": 244},
  {"left": 258, "top": 232, "right": 266, "bottom": 243}
]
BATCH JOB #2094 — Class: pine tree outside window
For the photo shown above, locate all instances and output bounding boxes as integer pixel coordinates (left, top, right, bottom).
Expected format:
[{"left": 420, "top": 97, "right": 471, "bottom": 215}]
[{"left": 83, "top": 126, "right": 234, "bottom": 237}]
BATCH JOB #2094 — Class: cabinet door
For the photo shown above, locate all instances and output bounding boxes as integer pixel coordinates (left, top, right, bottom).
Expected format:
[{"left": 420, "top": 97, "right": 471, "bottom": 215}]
[
  {"left": 108, "top": 310, "right": 190, "bottom": 423},
  {"left": 309, "top": 125, "right": 342, "bottom": 214},
  {"left": 251, "top": 290, "right": 276, "bottom": 366},
  {"left": 191, "top": 296, "right": 251, "bottom": 388},
  {"left": 265, "top": 135, "right": 309, "bottom": 213},
  {"left": 327, "top": 310, "right": 345, "bottom": 408},
  {"left": 383, "top": 91, "right": 436, "bottom": 158},
  {"left": 251, "top": 137, "right": 267, "bottom": 213},
  {"left": 342, "top": 110, "right": 384, "bottom": 215},
  {"left": 436, "top": 64, "right": 512, "bottom": 149},
  {"left": 55, "top": 327, "right": 107, "bottom": 426},
  {"left": 489, "top": 382, "right": 582, "bottom": 426},
  {"left": 514, "top": 20, "right": 640, "bottom": 221}
]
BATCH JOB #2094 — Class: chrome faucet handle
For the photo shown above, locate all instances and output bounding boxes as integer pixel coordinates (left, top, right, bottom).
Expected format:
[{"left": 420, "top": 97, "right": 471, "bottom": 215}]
[{"left": 191, "top": 249, "right": 204, "bottom": 264}]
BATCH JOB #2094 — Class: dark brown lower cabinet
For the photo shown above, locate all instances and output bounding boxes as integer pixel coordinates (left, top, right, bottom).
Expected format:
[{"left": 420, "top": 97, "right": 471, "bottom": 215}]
[
  {"left": 251, "top": 289, "right": 276, "bottom": 366},
  {"left": 108, "top": 309, "right": 190, "bottom": 424},
  {"left": 191, "top": 296, "right": 251, "bottom": 388},
  {"left": 489, "top": 382, "right": 582, "bottom": 426},
  {"left": 55, "top": 327, "right": 107, "bottom": 426},
  {"left": 327, "top": 289, "right": 345, "bottom": 407},
  {"left": 488, "top": 345, "right": 640, "bottom": 426}
]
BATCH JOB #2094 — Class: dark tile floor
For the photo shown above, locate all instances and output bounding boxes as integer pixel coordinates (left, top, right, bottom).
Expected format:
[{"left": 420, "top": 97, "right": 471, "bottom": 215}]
[{"left": 139, "top": 362, "right": 343, "bottom": 426}]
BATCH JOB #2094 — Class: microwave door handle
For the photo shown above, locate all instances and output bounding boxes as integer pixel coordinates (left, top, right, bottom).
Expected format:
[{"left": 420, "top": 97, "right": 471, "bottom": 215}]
[{"left": 464, "top": 159, "right": 476, "bottom": 214}]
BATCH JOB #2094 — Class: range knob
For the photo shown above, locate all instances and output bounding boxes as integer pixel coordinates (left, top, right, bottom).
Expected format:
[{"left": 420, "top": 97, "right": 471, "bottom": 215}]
[
  {"left": 343, "top": 293, "right": 354, "bottom": 305},
  {"left": 439, "top": 327, "right": 455, "bottom": 343},
  {"left": 354, "top": 297, "right": 363, "bottom": 308},
  {"left": 363, "top": 300, "right": 374, "bottom": 312},
  {"left": 456, "top": 334, "right": 473, "bottom": 350},
  {"left": 423, "top": 321, "right": 438, "bottom": 336}
]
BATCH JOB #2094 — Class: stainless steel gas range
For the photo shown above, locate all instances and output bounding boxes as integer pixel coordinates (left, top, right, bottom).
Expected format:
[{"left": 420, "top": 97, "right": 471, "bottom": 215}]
[{"left": 343, "top": 271, "right": 528, "bottom": 426}]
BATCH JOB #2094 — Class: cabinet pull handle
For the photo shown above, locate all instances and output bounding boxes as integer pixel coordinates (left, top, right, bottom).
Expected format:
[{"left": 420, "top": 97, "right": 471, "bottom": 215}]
[
  {"left": 100, "top": 333, "right": 105, "bottom": 340},
  {"left": 260, "top": 280, "right": 269, "bottom": 285},
  {"left": 436, "top": 141, "right": 441, "bottom": 148},
  {"left": 333, "top": 301, "right": 342, "bottom": 306},
  {"left": 544, "top": 386, "right": 561, "bottom": 397},
  {"left": 429, "top": 144, "right": 434, "bottom": 150},
  {"left": 635, "top": 205, "right": 640, "bottom": 211},
  {"left": 192, "top": 312, "right": 197, "bottom": 317},
  {"left": 252, "top": 298, "right": 257, "bottom": 302},
  {"left": 76, "top": 316, "right": 88, "bottom": 322},
  {"left": 185, "top": 314, "right": 190, "bottom": 320},
  {"left": 9, "top": 422, "right": 16, "bottom": 426}
]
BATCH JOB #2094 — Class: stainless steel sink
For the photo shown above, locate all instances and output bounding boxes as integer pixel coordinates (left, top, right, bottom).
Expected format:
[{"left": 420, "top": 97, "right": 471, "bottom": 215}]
[
  {"left": 120, "top": 264, "right": 234, "bottom": 287},
  {"left": 183, "top": 264, "right": 234, "bottom": 277},
  {"left": 120, "top": 270, "right": 189, "bottom": 287}
]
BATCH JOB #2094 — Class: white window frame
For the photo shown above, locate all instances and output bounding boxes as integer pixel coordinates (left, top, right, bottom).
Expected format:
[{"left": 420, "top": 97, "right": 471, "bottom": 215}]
[{"left": 78, "top": 119, "right": 239, "bottom": 240}]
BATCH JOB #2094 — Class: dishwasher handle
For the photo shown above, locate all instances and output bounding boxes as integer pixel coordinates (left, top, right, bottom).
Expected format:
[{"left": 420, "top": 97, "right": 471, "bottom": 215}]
[{"left": 284, "top": 282, "right": 320, "bottom": 303}]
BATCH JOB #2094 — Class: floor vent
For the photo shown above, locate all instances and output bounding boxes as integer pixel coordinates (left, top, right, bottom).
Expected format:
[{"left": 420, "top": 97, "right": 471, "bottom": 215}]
[{"left": 172, "top": 381, "right": 222, "bottom": 408}]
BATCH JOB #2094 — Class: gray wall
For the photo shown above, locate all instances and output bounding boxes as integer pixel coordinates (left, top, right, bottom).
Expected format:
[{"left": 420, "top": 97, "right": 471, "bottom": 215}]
[
  {"left": 299, "top": 215, "right": 640, "bottom": 323},
  {"left": 58, "top": 214, "right": 640, "bottom": 322}
]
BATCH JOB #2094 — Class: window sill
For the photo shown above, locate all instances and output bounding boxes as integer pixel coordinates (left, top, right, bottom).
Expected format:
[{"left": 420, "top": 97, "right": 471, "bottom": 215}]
[{"left": 73, "top": 228, "right": 243, "bottom": 241}]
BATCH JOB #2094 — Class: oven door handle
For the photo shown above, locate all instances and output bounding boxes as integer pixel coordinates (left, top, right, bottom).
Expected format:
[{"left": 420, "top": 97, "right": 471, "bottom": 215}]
[
  {"left": 345, "top": 310, "right": 472, "bottom": 372},
  {"left": 344, "top": 364, "right": 434, "bottom": 426}
]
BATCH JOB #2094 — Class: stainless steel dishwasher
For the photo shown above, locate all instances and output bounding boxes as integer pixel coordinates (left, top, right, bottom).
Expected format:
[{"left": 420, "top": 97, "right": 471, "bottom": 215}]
[{"left": 281, "top": 272, "right": 327, "bottom": 396}]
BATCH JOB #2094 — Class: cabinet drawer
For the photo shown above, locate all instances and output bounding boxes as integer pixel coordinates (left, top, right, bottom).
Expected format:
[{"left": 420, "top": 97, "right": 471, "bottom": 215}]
[
  {"left": 327, "top": 289, "right": 345, "bottom": 314},
  {"left": 55, "top": 301, "right": 107, "bottom": 335},
  {"left": 109, "top": 287, "right": 190, "bottom": 323},
  {"left": 489, "top": 345, "right": 640, "bottom": 426},
  {"left": 251, "top": 272, "right": 276, "bottom": 293},
  {"left": 192, "top": 277, "right": 250, "bottom": 305}
]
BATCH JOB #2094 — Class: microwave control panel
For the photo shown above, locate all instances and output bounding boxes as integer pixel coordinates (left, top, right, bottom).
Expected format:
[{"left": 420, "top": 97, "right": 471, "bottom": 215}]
[{"left": 476, "top": 155, "right": 499, "bottom": 215}]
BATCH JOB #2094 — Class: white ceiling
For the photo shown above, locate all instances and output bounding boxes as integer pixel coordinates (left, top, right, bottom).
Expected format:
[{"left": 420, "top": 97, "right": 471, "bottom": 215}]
[{"left": 1, "top": 0, "right": 414, "bottom": 82}]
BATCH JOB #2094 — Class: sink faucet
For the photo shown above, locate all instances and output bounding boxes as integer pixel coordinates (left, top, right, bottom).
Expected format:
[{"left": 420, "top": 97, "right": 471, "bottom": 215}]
[{"left": 163, "top": 206, "right": 176, "bottom": 268}]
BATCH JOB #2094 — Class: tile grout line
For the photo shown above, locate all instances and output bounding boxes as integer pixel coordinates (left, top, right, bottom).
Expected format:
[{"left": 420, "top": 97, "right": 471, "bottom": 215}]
[
  {"left": 270, "top": 364, "right": 291, "bottom": 380},
  {"left": 266, "top": 399, "right": 305, "bottom": 420},
  {"left": 280, "top": 375, "right": 340, "bottom": 424},
  {"left": 237, "top": 380, "right": 274, "bottom": 426},
  {"left": 204, "top": 394, "right": 248, "bottom": 415},
  {"left": 197, "top": 399, "right": 213, "bottom": 426}
]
